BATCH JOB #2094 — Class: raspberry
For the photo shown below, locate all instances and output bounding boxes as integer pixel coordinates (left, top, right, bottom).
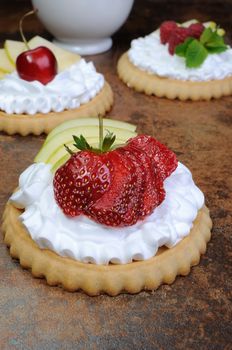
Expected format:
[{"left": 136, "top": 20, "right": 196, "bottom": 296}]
[
  {"left": 188, "top": 23, "right": 205, "bottom": 39},
  {"left": 168, "top": 27, "right": 191, "bottom": 55},
  {"left": 160, "top": 21, "right": 178, "bottom": 44}
]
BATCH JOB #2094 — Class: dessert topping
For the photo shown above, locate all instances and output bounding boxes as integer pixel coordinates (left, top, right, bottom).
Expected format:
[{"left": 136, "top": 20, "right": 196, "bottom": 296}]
[
  {"left": 160, "top": 21, "right": 178, "bottom": 44},
  {"left": 188, "top": 23, "right": 205, "bottom": 38},
  {"left": 53, "top": 120, "right": 177, "bottom": 227},
  {"left": 168, "top": 27, "right": 192, "bottom": 55},
  {"left": 16, "top": 10, "right": 57, "bottom": 85},
  {"left": 160, "top": 20, "right": 227, "bottom": 68}
]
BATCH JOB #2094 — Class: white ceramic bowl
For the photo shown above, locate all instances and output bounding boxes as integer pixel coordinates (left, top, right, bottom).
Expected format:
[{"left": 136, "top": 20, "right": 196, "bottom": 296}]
[{"left": 32, "top": 0, "right": 134, "bottom": 55}]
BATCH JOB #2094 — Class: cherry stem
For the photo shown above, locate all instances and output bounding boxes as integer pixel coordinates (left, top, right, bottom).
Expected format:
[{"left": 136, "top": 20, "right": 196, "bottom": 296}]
[
  {"left": 19, "top": 9, "right": 38, "bottom": 50},
  {"left": 99, "top": 114, "right": 103, "bottom": 152}
]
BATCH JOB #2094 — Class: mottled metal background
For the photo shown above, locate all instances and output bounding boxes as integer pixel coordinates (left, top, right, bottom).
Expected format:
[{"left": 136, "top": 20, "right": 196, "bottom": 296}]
[{"left": 0, "top": 1, "right": 231, "bottom": 349}]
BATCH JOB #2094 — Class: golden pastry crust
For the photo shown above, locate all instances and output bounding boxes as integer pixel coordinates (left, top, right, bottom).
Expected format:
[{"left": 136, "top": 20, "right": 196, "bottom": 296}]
[
  {"left": 117, "top": 52, "right": 232, "bottom": 101},
  {"left": 0, "top": 82, "right": 113, "bottom": 136},
  {"left": 2, "top": 202, "right": 212, "bottom": 296}
]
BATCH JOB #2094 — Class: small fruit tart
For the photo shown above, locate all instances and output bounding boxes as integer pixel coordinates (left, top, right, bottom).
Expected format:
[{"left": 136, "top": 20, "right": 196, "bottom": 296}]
[
  {"left": 0, "top": 11, "right": 113, "bottom": 135},
  {"left": 117, "top": 20, "right": 232, "bottom": 100},
  {"left": 2, "top": 117, "right": 212, "bottom": 295}
]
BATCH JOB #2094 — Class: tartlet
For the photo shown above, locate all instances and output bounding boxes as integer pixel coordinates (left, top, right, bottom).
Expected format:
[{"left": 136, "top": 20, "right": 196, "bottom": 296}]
[
  {"left": 2, "top": 204, "right": 211, "bottom": 296},
  {"left": 2, "top": 118, "right": 212, "bottom": 296},
  {"left": 0, "top": 82, "right": 113, "bottom": 136},
  {"left": 0, "top": 36, "right": 113, "bottom": 135},
  {"left": 117, "top": 20, "right": 232, "bottom": 101}
]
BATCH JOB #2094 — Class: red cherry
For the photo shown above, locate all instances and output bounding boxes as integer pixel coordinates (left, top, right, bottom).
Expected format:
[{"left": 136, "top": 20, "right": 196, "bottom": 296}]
[{"left": 16, "top": 46, "right": 57, "bottom": 85}]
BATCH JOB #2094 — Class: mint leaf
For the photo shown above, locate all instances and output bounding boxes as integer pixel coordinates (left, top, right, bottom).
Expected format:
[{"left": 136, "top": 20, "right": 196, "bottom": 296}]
[
  {"left": 205, "top": 40, "right": 227, "bottom": 48},
  {"left": 174, "top": 25, "right": 228, "bottom": 68},
  {"left": 185, "top": 39, "right": 208, "bottom": 68},
  {"left": 200, "top": 27, "right": 214, "bottom": 44},
  {"left": 206, "top": 46, "right": 228, "bottom": 54},
  {"left": 175, "top": 37, "right": 194, "bottom": 57},
  {"left": 207, "top": 32, "right": 225, "bottom": 45},
  {"left": 200, "top": 27, "right": 227, "bottom": 50}
]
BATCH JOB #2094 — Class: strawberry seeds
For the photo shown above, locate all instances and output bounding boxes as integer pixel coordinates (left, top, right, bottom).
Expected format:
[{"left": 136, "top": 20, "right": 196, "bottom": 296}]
[{"left": 53, "top": 134, "right": 177, "bottom": 227}]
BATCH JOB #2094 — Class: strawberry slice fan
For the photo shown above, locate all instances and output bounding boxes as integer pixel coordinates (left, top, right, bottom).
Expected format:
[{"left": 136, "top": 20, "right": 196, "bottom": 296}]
[{"left": 53, "top": 134, "right": 178, "bottom": 227}]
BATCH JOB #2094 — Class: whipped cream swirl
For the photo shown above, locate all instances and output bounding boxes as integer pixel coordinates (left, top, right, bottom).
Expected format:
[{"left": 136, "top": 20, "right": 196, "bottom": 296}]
[
  {"left": 0, "top": 59, "right": 104, "bottom": 115},
  {"left": 128, "top": 30, "right": 232, "bottom": 81},
  {"left": 11, "top": 162, "right": 204, "bottom": 265}
]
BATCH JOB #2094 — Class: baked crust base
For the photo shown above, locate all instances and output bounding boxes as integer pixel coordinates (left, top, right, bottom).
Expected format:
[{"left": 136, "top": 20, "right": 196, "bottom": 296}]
[
  {"left": 0, "top": 82, "right": 113, "bottom": 136},
  {"left": 117, "top": 52, "right": 232, "bottom": 101},
  {"left": 2, "top": 202, "right": 212, "bottom": 296}
]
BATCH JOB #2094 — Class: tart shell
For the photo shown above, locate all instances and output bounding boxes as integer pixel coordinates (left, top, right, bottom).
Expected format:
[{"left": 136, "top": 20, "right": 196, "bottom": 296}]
[
  {"left": 117, "top": 52, "right": 232, "bottom": 101},
  {"left": 2, "top": 202, "right": 212, "bottom": 296},
  {"left": 0, "top": 82, "right": 113, "bottom": 136}
]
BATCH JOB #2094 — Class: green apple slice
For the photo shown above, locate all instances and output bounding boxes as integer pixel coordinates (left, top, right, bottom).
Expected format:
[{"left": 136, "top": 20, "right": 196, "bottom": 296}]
[
  {"left": 35, "top": 126, "right": 137, "bottom": 164},
  {"left": 181, "top": 19, "right": 198, "bottom": 27},
  {"left": 47, "top": 138, "right": 98, "bottom": 166},
  {"left": 0, "top": 49, "right": 15, "bottom": 73},
  {"left": 52, "top": 154, "right": 70, "bottom": 173},
  {"left": 28, "top": 36, "right": 81, "bottom": 72},
  {"left": 0, "top": 70, "right": 6, "bottom": 79},
  {"left": 45, "top": 118, "right": 136, "bottom": 144},
  {"left": 204, "top": 21, "right": 217, "bottom": 30},
  {"left": 47, "top": 137, "right": 131, "bottom": 167},
  {"left": 4, "top": 40, "right": 26, "bottom": 66},
  {"left": 50, "top": 133, "right": 134, "bottom": 172},
  {"left": 48, "top": 140, "right": 98, "bottom": 168}
]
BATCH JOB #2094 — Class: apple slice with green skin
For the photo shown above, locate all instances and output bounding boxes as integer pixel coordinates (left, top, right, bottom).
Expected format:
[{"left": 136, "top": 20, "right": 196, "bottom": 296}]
[
  {"left": 0, "top": 70, "right": 6, "bottom": 79},
  {"left": 204, "top": 21, "right": 217, "bottom": 30},
  {"left": 4, "top": 40, "right": 26, "bottom": 66},
  {"left": 181, "top": 19, "right": 198, "bottom": 27},
  {"left": 49, "top": 141, "right": 98, "bottom": 170},
  {"left": 45, "top": 118, "right": 136, "bottom": 144},
  {"left": 50, "top": 132, "right": 136, "bottom": 172},
  {"left": 28, "top": 36, "right": 81, "bottom": 72},
  {"left": 47, "top": 137, "right": 131, "bottom": 167},
  {"left": 35, "top": 126, "right": 137, "bottom": 163},
  {"left": 0, "top": 49, "right": 15, "bottom": 73},
  {"left": 52, "top": 153, "right": 70, "bottom": 173},
  {"left": 47, "top": 138, "right": 98, "bottom": 166}
]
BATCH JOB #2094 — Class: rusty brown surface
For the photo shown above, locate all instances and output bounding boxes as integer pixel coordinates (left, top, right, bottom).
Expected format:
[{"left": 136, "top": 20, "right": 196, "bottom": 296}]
[{"left": 0, "top": 1, "right": 232, "bottom": 349}]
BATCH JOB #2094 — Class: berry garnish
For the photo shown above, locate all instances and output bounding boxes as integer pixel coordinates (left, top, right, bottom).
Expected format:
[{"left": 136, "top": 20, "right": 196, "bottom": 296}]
[
  {"left": 175, "top": 25, "right": 228, "bottom": 67},
  {"left": 168, "top": 27, "right": 190, "bottom": 55},
  {"left": 159, "top": 20, "right": 228, "bottom": 67},
  {"left": 160, "top": 21, "right": 178, "bottom": 44},
  {"left": 188, "top": 23, "right": 204, "bottom": 39},
  {"left": 53, "top": 117, "right": 177, "bottom": 227},
  {"left": 125, "top": 135, "right": 178, "bottom": 180},
  {"left": 16, "top": 10, "right": 57, "bottom": 85}
]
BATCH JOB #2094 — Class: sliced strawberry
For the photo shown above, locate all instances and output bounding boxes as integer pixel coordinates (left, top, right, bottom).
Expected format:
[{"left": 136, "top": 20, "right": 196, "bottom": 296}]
[
  {"left": 122, "top": 144, "right": 165, "bottom": 218},
  {"left": 126, "top": 135, "right": 178, "bottom": 180},
  {"left": 117, "top": 147, "right": 147, "bottom": 219},
  {"left": 53, "top": 129, "right": 178, "bottom": 227},
  {"left": 88, "top": 150, "right": 142, "bottom": 226},
  {"left": 53, "top": 151, "right": 113, "bottom": 217},
  {"left": 188, "top": 23, "right": 205, "bottom": 39},
  {"left": 160, "top": 21, "right": 178, "bottom": 44},
  {"left": 168, "top": 27, "right": 191, "bottom": 55}
]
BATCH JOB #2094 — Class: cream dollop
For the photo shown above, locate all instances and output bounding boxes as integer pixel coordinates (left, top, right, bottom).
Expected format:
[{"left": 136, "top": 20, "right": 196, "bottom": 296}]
[
  {"left": 128, "top": 30, "right": 232, "bottom": 81},
  {"left": 10, "top": 162, "right": 204, "bottom": 265},
  {"left": 0, "top": 59, "right": 104, "bottom": 115}
]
